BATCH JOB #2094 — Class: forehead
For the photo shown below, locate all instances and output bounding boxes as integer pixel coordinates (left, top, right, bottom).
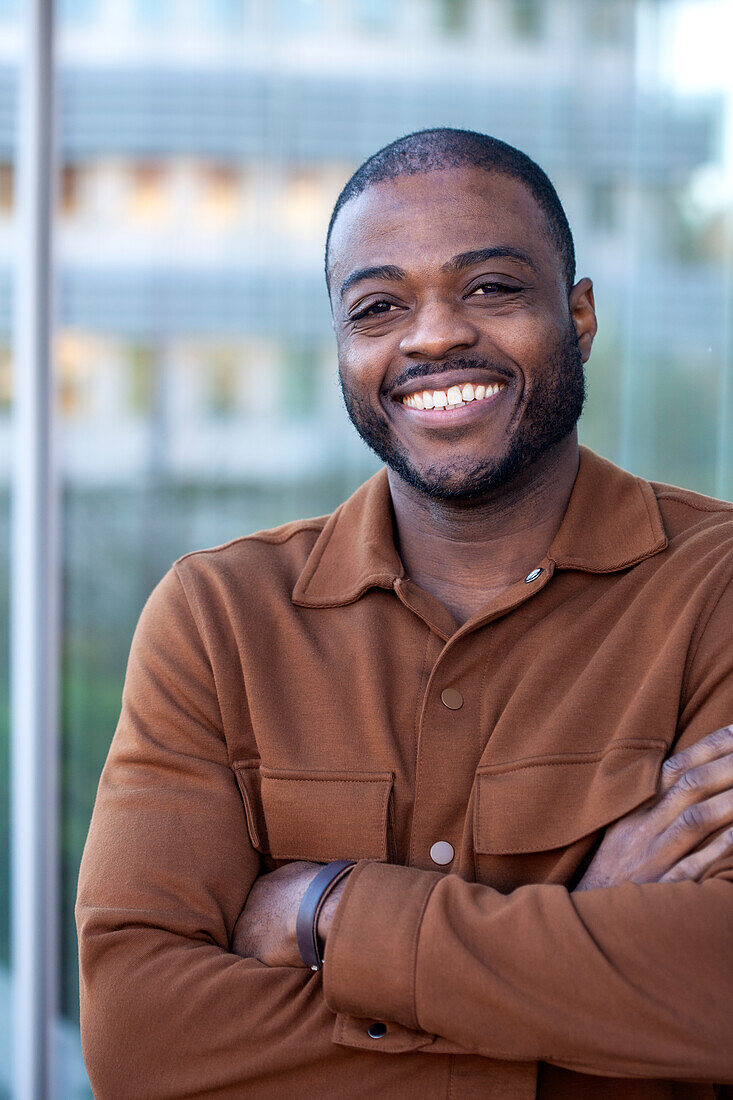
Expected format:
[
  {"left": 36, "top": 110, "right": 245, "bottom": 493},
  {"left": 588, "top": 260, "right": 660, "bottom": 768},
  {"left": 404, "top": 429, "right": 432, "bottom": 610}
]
[{"left": 329, "top": 166, "right": 558, "bottom": 289}]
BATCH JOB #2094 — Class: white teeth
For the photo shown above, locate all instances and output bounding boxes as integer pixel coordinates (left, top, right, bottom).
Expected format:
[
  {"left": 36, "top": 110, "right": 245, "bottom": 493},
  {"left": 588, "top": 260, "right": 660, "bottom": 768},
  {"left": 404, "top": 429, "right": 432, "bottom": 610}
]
[{"left": 401, "top": 381, "right": 505, "bottom": 409}]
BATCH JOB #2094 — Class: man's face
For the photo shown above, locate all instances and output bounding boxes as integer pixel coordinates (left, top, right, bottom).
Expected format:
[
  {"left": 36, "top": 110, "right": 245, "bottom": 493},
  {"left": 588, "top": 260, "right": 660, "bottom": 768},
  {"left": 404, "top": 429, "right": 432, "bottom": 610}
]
[{"left": 328, "top": 166, "right": 596, "bottom": 500}]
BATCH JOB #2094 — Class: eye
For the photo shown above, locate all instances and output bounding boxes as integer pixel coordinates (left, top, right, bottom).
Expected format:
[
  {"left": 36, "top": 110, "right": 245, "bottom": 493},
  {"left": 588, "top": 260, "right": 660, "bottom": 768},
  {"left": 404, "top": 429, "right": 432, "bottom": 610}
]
[
  {"left": 352, "top": 299, "right": 398, "bottom": 320},
  {"left": 468, "top": 281, "right": 519, "bottom": 297}
]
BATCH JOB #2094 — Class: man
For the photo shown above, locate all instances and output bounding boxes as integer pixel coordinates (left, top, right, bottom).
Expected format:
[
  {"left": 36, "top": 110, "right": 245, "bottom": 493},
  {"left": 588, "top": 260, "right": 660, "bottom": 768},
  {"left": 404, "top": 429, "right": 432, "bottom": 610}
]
[{"left": 76, "top": 129, "right": 733, "bottom": 1099}]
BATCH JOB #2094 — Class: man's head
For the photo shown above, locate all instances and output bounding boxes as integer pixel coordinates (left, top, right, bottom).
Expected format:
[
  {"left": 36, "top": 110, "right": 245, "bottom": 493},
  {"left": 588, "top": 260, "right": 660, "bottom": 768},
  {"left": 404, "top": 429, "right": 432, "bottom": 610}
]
[
  {"left": 327, "top": 128, "right": 597, "bottom": 501},
  {"left": 325, "top": 129, "right": 576, "bottom": 294}
]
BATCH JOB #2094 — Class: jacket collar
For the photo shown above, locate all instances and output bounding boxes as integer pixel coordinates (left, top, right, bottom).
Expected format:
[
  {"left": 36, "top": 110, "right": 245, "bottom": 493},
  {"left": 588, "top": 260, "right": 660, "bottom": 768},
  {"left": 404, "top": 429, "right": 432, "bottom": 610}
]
[{"left": 291, "top": 446, "right": 668, "bottom": 608}]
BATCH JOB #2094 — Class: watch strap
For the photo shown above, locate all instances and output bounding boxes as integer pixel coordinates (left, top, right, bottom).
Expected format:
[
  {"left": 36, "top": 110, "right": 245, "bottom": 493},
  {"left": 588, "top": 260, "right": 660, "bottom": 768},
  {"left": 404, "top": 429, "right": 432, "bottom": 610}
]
[{"left": 296, "top": 860, "right": 355, "bottom": 971}]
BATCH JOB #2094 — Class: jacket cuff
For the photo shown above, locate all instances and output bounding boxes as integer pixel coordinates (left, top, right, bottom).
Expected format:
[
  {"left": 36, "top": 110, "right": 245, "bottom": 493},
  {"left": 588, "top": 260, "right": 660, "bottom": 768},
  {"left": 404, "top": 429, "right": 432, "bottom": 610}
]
[{"left": 322, "top": 861, "right": 441, "bottom": 1029}]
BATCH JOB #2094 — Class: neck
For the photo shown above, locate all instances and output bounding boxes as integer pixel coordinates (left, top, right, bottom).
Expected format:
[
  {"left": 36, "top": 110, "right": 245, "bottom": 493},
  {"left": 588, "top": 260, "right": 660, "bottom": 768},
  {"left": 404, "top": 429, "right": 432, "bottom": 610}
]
[{"left": 388, "top": 434, "right": 580, "bottom": 625}]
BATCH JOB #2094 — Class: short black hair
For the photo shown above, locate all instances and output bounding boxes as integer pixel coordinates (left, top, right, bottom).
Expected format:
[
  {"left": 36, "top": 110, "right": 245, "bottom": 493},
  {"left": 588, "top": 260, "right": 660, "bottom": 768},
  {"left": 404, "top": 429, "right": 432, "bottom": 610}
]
[{"left": 325, "top": 127, "right": 575, "bottom": 294}]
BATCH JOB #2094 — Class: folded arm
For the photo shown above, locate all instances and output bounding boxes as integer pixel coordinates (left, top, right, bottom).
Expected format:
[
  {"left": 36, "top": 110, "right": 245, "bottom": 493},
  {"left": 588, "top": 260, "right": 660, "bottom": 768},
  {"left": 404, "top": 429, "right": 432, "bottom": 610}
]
[
  {"left": 320, "top": 579, "right": 733, "bottom": 1081},
  {"left": 323, "top": 855, "right": 733, "bottom": 1080},
  {"left": 238, "top": 725, "right": 733, "bottom": 1079},
  {"left": 238, "top": 578, "right": 733, "bottom": 1082},
  {"left": 76, "top": 567, "right": 349, "bottom": 1100}
]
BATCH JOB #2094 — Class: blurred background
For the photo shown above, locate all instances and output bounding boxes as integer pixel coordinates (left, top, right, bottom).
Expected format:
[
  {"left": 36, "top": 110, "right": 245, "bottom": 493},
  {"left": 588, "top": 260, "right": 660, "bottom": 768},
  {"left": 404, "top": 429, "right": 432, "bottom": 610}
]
[{"left": 1, "top": 0, "right": 732, "bottom": 1096}]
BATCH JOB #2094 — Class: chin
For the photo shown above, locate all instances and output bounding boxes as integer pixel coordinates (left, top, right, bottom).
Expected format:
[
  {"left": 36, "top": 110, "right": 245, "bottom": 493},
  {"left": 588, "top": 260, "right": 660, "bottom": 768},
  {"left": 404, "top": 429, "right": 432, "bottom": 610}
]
[{"left": 393, "top": 455, "right": 516, "bottom": 500}]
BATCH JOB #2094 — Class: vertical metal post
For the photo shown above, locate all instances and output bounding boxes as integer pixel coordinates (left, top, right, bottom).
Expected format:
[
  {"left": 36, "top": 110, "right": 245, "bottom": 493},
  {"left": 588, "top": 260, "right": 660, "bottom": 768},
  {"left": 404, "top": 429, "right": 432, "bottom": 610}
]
[{"left": 11, "top": 1, "right": 58, "bottom": 1098}]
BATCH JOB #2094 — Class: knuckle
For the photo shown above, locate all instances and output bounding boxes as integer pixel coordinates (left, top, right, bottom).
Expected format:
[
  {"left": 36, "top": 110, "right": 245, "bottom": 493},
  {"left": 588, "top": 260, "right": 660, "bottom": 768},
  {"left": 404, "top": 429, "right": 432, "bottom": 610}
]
[
  {"left": 660, "top": 858, "right": 691, "bottom": 884},
  {"left": 662, "top": 755, "right": 685, "bottom": 784},
  {"left": 680, "top": 804, "right": 707, "bottom": 832},
  {"left": 706, "top": 725, "right": 733, "bottom": 750},
  {"left": 663, "top": 747, "right": 686, "bottom": 772},
  {"left": 675, "top": 768, "right": 704, "bottom": 797}
]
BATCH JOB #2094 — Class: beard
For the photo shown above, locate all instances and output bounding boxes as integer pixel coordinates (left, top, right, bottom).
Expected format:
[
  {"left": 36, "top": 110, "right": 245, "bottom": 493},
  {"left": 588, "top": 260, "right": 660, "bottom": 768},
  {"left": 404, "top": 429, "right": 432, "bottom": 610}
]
[{"left": 338, "top": 321, "right": 585, "bottom": 501}]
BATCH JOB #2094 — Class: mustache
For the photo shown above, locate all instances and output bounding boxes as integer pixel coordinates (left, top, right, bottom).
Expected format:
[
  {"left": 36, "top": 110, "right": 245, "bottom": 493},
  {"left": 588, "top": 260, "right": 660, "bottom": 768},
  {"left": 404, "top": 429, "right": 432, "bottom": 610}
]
[{"left": 381, "top": 356, "right": 515, "bottom": 397}]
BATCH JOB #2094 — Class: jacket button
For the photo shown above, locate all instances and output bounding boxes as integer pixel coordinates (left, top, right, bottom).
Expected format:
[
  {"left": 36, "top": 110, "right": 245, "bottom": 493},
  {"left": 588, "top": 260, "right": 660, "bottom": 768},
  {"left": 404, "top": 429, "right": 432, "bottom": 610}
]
[
  {"left": 430, "top": 841, "right": 454, "bottom": 865},
  {"left": 525, "top": 567, "right": 543, "bottom": 583},
  {"left": 441, "top": 688, "right": 463, "bottom": 710},
  {"left": 368, "top": 1022, "right": 387, "bottom": 1039}
]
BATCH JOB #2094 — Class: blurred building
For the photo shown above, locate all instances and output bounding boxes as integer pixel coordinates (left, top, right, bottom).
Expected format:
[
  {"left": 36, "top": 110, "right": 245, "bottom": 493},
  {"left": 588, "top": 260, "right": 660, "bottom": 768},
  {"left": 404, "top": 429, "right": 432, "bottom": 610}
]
[{"left": 0, "top": 0, "right": 724, "bottom": 487}]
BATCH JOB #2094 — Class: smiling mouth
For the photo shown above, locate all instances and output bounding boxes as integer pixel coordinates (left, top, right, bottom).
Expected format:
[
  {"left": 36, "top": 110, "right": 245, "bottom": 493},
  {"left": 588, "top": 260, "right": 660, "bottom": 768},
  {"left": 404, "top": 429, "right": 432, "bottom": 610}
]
[{"left": 399, "top": 381, "right": 506, "bottom": 411}]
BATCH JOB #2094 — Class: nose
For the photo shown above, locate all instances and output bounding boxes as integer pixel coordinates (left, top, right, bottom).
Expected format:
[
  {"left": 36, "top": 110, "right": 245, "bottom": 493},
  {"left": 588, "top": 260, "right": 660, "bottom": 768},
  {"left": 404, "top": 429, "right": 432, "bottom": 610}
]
[{"left": 399, "top": 295, "right": 479, "bottom": 360}]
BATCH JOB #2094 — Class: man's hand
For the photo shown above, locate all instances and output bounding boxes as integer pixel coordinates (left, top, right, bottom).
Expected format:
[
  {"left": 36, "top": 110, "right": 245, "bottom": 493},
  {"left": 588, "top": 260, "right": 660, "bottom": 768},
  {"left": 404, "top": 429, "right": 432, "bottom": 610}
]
[
  {"left": 575, "top": 725, "right": 733, "bottom": 891},
  {"left": 231, "top": 861, "right": 319, "bottom": 966},
  {"left": 230, "top": 861, "right": 350, "bottom": 967}
]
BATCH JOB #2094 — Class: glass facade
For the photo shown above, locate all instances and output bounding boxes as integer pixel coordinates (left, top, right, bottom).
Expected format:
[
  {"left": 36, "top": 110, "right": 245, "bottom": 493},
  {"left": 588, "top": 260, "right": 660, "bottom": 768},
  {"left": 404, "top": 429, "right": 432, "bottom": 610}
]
[{"left": 1, "top": 0, "right": 731, "bottom": 1094}]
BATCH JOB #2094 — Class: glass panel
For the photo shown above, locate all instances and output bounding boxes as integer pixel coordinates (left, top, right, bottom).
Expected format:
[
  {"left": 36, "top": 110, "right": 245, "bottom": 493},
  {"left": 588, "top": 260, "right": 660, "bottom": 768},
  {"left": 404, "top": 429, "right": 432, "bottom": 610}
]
[{"left": 58, "top": 1, "right": 733, "bottom": 1095}]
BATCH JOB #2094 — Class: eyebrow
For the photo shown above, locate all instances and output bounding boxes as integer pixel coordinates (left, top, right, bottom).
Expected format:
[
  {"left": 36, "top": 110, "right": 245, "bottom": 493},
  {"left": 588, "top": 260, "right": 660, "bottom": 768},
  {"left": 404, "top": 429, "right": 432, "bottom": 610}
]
[
  {"left": 339, "top": 264, "right": 407, "bottom": 300},
  {"left": 441, "top": 246, "right": 537, "bottom": 274},
  {"left": 339, "top": 246, "right": 536, "bottom": 301}
]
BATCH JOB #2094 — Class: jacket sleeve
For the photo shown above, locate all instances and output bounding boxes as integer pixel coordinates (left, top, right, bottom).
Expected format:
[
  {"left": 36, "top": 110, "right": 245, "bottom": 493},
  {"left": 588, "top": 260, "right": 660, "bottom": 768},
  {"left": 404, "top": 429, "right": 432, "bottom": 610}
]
[
  {"left": 75, "top": 566, "right": 338, "bottom": 1100},
  {"left": 322, "top": 576, "right": 733, "bottom": 1083}
]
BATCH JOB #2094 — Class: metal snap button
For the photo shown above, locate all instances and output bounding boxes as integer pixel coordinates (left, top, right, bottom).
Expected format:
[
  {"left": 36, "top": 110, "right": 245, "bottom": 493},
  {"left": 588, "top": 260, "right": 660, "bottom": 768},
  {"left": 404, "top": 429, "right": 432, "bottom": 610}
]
[
  {"left": 440, "top": 687, "right": 463, "bottom": 710},
  {"left": 524, "top": 567, "right": 543, "bottom": 583},
  {"left": 430, "top": 841, "right": 455, "bottom": 865},
  {"left": 368, "top": 1022, "right": 387, "bottom": 1039}
]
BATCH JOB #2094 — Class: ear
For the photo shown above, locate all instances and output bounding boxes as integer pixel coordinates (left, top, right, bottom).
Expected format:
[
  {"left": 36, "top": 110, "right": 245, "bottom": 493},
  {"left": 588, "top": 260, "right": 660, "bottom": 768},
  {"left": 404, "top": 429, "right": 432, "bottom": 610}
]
[{"left": 569, "top": 277, "right": 597, "bottom": 363}]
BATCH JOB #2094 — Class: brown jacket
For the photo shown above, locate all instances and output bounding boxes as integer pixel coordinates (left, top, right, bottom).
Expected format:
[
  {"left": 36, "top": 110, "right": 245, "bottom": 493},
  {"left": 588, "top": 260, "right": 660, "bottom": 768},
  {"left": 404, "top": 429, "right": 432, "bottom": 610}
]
[{"left": 76, "top": 447, "right": 733, "bottom": 1099}]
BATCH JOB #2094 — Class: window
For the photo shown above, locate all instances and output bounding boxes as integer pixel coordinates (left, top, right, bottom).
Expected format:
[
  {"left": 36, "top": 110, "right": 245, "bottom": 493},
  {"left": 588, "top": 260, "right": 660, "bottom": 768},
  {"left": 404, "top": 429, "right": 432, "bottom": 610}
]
[
  {"left": 438, "top": 0, "right": 469, "bottom": 35},
  {"left": 0, "top": 347, "right": 10, "bottom": 412},
  {"left": 206, "top": 349, "right": 238, "bottom": 417},
  {"left": 0, "top": 165, "right": 12, "bottom": 215},
  {"left": 198, "top": 164, "right": 241, "bottom": 229},
  {"left": 510, "top": 0, "right": 543, "bottom": 40},
  {"left": 282, "top": 168, "right": 332, "bottom": 240},
  {"left": 128, "top": 164, "right": 168, "bottom": 227},
  {"left": 59, "top": 164, "right": 81, "bottom": 218},
  {"left": 127, "top": 345, "right": 156, "bottom": 415},
  {"left": 585, "top": 2, "right": 631, "bottom": 45}
]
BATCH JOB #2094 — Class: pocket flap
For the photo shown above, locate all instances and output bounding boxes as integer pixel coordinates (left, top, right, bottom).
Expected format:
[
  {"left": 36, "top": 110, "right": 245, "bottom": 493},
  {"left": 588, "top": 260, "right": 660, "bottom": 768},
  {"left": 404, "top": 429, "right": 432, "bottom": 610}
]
[
  {"left": 474, "top": 739, "right": 666, "bottom": 855},
  {"left": 258, "top": 768, "right": 394, "bottom": 862}
]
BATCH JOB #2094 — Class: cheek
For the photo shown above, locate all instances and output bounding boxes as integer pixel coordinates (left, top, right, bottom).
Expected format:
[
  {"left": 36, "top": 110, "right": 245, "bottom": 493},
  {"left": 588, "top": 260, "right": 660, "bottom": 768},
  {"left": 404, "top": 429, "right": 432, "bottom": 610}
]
[
  {"left": 489, "top": 312, "right": 566, "bottom": 368},
  {"left": 337, "top": 343, "right": 389, "bottom": 396}
]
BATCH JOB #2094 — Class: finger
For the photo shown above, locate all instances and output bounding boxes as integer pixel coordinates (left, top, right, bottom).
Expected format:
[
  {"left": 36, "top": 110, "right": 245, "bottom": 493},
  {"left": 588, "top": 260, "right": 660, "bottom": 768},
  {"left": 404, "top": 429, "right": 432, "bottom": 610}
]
[
  {"left": 656, "top": 789, "right": 733, "bottom": 864},
  {"left": 655, "top": 753, "right": 733, "bottom": 829},
  {"left": 658, "top": 826, "right": 733, "bottom": 884},
  {"left": 659, "top": 724, "right": 733, "bottom": 794}
]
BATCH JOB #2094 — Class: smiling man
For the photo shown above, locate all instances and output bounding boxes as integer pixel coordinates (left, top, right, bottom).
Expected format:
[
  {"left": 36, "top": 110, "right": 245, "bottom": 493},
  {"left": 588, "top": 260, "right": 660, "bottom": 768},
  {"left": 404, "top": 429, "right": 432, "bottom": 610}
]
[{"left": 77, "top": 130, "right": 733, "bottom": 1099}]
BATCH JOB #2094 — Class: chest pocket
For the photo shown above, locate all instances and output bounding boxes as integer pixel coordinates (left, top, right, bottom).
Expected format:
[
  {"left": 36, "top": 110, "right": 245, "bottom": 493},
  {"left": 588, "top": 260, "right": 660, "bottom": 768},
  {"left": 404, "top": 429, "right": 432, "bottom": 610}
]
[
  {"left": 472, "top": 738, "right": 667, "bottom": 890},
  {"left": 233, "top": 762, "right": 394, "bottom": 863}
]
